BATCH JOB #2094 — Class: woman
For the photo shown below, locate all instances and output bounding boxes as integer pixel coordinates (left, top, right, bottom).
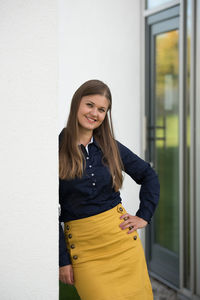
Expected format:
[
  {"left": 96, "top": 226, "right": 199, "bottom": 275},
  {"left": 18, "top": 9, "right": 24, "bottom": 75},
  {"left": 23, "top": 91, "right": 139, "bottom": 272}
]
[{"left": 59, "top": 79, "right": 160, "bottom": 300}]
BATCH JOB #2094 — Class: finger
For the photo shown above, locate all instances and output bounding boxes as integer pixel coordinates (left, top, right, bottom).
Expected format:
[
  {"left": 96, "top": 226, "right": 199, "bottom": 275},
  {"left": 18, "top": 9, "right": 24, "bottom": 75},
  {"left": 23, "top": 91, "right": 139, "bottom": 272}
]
[
  {"left": 120, "top": 213, "right": 129, "bottom": 219},
  {"left": 66, "top": 275, "right": 73, "bottom": 285},
  {"left": 127, "top": 226, "right": 138, "bottom": 234},
  {"left": 121, "top": 223, "right": 134, "bottom": 230},
  {"left": 60, "top": 277, "right": 67, "bottom": 285},
  {"left": 67, "top": 278, "right": 73, "bottom": 285},
  {"left": 60, "top": 274, "right": 72, "bottom": 286},
  {"left": 63, "top": 277, "right": 68, "bottom": 285},
  {"left": 119, "top": 217, "right": 132, "bottom": 227},
  {"left": 59, "top": 275, "right": 65, "bottom": 284},
  {"left": 119, "top": 220, "right": 130, "bottom": 228},
  {"left": 70, "top": 269, "right": 74, "bottom": 284}
]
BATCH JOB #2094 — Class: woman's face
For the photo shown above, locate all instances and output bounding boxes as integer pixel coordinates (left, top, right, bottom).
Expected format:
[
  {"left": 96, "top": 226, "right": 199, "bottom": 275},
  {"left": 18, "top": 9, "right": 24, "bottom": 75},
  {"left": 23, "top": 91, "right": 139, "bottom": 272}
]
[{"left": 77, "top": 94, "right": 109, "bottom": 132}]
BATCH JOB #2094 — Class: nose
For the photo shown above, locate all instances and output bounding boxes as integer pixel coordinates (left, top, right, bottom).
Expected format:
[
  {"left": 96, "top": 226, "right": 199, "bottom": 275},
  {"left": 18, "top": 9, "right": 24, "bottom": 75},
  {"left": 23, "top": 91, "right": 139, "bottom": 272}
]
[{"left": 90, "top": 106, "right": 98, "bottom": 116}]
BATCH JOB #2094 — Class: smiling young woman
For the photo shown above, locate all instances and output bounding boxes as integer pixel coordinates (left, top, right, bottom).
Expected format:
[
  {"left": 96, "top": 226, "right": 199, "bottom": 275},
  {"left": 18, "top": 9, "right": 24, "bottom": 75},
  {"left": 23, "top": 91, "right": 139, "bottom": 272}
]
[
  {"left": 59, "top": 79, "right": 160, "bottom": 300},
  {"left": 78, "top": 95, "right": 108, "bottom": 126}
]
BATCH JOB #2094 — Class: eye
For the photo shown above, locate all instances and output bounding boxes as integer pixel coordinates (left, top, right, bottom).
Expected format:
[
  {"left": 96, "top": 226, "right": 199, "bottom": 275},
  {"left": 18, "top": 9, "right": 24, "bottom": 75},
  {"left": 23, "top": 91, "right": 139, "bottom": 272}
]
[
  {"left": 99, "top": 108, "right": 105, "bottom": 112},
  {"left": 86, "top": 103, "right": 93, "bottom": 107}
]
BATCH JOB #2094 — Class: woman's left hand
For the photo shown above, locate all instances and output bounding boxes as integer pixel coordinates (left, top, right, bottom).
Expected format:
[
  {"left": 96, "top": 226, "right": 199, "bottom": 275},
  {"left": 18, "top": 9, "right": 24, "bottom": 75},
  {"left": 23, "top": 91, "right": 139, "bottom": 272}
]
[{"left": 119, "top": 213, "right": 148, "bottom": 234}]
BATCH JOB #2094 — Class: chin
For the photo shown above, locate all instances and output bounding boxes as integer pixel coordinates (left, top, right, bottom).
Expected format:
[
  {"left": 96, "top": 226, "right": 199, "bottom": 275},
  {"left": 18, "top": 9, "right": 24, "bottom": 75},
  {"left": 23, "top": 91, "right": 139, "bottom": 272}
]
[
  {"left": 80, "top": 124, "right": 96, "bottom": 130},
  {"left": 84, "top": 121, "right": 98, "bottom": 128}
]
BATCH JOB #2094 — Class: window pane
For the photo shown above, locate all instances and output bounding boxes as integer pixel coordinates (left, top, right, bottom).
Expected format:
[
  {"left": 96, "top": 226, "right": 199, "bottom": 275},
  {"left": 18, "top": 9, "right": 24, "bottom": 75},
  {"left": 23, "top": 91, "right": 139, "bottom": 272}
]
[
  {"left": 154, "top": 30, "right": 179, "bottom": 254},
  {"left": 146, "top": 0, "right": 172, "bottom": 9}
]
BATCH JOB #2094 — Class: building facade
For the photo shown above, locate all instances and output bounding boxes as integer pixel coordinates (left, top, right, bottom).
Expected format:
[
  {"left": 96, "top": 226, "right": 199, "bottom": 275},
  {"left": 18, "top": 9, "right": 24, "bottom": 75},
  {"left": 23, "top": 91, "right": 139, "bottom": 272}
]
[
  {"left": 60, "top": 1, "right": 200, "bottom": 299},
  {"left": 141, "top": 1, "right": 200, "bottom": 299},
  {"left": 1, "top": 0, "right": 199, "bottom": 299}
]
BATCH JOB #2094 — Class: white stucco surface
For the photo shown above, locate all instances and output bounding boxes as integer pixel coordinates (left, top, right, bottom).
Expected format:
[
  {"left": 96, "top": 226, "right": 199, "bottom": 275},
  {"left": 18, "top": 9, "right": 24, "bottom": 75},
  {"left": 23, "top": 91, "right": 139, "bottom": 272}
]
[
  {"left": 59, "top": 0, "right": 142, "bottom": 228},
  {"left": 0, "top": 0, "right": 58, "bottom": 299},
  {"left": 0, "top": 0, "right": 143, "bottom": 298}
]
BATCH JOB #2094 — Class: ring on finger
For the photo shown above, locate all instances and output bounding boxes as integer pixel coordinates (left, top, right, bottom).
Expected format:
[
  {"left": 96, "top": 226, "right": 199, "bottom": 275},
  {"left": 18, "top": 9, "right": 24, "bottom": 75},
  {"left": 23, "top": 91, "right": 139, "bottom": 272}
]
[{"left": 129, "top": 225, "right": 134, "bottom": 230}]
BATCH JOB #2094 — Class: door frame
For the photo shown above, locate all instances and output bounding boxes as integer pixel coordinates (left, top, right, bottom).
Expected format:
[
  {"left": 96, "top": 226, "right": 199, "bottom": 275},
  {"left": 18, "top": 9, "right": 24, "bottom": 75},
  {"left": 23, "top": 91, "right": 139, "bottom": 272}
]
[
  {"left": 141, "top": 0, "right": 199, "bottom": 299},
  {"left": 145, "top": 5, "right": 180, "bottom": 288}
]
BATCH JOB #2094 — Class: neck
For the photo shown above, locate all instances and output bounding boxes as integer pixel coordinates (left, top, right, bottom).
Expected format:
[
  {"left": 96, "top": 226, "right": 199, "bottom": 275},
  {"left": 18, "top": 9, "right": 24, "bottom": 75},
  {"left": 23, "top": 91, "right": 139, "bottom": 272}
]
[{"left": 78, "top": 128, "right": 93, "bottom": 147}]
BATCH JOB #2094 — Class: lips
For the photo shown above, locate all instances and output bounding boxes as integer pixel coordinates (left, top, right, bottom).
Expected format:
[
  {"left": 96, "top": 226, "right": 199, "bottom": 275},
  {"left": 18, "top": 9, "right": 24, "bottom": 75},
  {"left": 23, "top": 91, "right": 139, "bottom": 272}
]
[{"left": 85, "top": 116, "right": 97, "bottom": 123}]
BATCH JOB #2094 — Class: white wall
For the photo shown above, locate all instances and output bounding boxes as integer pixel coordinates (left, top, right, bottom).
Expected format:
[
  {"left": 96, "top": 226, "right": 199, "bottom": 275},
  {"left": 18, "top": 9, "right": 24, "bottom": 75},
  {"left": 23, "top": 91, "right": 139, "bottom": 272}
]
[
  {"left": 59, "top": 0, "right": 142, "bottom": 232},
  {"left": 0, "top": 1, "right": 58, "bottom": 299},
  {"left": 0, "top": 0, "right": 143, "bottom": 298}
]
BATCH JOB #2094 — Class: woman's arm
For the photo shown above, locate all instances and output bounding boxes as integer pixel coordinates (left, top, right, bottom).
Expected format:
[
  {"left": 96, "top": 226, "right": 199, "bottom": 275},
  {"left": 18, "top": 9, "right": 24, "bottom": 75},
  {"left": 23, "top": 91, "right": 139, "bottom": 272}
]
[
  {"left": 116, "top": 140, "right": 160, "bottom": 224},
  {"left": 59, "top": 220, "right": 74, "bottom": 285},
  {"left": 58, "top": 128, "right": 72, "bottom": 266},
  {"left": 59, "top": 220, "right": 72, "bottom": 267}
]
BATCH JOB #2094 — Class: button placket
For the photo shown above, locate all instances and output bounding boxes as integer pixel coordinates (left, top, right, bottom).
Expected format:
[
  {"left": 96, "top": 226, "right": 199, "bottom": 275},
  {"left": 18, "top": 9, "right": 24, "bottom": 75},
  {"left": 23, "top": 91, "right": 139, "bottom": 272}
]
[
  {"left": 65, "top": 223, "right": 79, "bottom": 261},
  {"left": 85, "top": 154, "right": 96, "bottom": 188},
  {"left": 88, "top": 164, "right": 96, "bottom": 187},
  {"left": 71, "top": 241, "right": 78, "bottom": 260},
  {"left": 117, "top": 206, "right": 138, "bottom": 239},
  {"left": 92, "top": 176, "right": 97, "bottom": 187}
]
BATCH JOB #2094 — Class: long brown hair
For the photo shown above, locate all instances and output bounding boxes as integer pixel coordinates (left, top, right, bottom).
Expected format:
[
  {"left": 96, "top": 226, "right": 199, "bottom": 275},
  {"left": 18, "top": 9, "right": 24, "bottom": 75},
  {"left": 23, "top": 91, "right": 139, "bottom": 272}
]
[{"left": 59, "top": 79, "right": 124, "bottom": 192}]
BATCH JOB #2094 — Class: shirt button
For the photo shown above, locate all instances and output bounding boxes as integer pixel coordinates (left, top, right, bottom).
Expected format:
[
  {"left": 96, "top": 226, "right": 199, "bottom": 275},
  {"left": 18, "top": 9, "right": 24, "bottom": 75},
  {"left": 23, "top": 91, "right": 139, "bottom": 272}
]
[
  {"left": 73, "top": 255, "right": 78, "bottom": 260},
  {"left": 91, "top": 173, "right": 94, "bottom": 176},
  {"left": 133, "top": 235, "right": 137, "bottom": 240},
  {"left": 66, "top": 225, "right": 70, "bottom": 230},
  {"left": 92, "top": 182, "right": 96, "bottom": 186},
  {"left": 86, "top": 157, "right": 89, "bottom": 160},
  {"left": 68, "top": 234, "right": 72, "bottom": 239},
  {"left": 71, "top": 244, "right": 75, "bottom": 249},
  {"left": 89, "top": 165, "right": 92, "bottom": 168}
]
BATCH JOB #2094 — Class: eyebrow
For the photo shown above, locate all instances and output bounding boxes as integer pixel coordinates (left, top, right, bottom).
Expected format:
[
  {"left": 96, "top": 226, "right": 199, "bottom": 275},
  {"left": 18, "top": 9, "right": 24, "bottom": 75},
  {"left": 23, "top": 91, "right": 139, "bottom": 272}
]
[{"left": 87, "top": 100, "right": 107, "bottom": 110}]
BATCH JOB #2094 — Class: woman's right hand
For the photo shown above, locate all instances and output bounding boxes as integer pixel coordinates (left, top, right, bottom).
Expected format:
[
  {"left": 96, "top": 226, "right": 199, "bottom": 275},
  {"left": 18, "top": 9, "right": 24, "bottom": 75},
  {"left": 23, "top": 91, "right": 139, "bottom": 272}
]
[{"left": 59, "top": 264, "right": 74, "bottom": 285}]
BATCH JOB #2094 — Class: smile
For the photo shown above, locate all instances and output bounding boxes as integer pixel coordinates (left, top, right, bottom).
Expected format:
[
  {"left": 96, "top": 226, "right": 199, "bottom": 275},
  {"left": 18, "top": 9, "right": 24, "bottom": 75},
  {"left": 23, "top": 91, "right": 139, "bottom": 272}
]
[{"left": 85, "top": 116, "right": 97, "bottom": 123}]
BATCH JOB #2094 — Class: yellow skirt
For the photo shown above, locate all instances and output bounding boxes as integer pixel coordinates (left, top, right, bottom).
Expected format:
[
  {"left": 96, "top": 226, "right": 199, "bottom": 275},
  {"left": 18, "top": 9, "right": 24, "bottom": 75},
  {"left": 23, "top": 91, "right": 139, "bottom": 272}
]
[{"left": 64, "top": 203, "right": 153, "bottom": 300}]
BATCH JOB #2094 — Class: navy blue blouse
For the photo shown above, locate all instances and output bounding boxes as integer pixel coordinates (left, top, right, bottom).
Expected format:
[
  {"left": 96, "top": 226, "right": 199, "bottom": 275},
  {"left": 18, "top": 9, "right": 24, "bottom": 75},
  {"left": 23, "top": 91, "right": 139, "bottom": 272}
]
[{"left": 59, "top": 128, "right": 160, "bottom": 267}]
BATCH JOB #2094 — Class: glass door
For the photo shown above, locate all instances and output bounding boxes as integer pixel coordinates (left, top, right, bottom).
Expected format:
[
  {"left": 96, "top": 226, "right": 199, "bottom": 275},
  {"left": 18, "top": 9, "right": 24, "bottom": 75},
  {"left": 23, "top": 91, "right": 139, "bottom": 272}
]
[{"left": 146, "top": 7, "right": 180, "bottom": 287}]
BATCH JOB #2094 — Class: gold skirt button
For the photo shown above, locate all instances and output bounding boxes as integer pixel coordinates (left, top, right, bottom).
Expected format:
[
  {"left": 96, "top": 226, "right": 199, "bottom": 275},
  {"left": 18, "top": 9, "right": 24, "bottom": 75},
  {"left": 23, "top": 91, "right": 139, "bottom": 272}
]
[{"left": 117, "top": 206, "right": 124, "bottom": 213}]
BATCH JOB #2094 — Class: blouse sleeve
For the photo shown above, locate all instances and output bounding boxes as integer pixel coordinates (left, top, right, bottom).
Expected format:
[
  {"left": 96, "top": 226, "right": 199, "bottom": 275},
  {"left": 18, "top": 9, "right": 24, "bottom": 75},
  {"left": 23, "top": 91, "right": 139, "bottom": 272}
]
[
  {"left": 116, "top": 140, "right": 160, "bottom": 224},
  {"left": 58, "top": 127, "right": 72, "bottom": 267},
  {"left": 59, "top": 217, "right": 72, "bottom": 267}
]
